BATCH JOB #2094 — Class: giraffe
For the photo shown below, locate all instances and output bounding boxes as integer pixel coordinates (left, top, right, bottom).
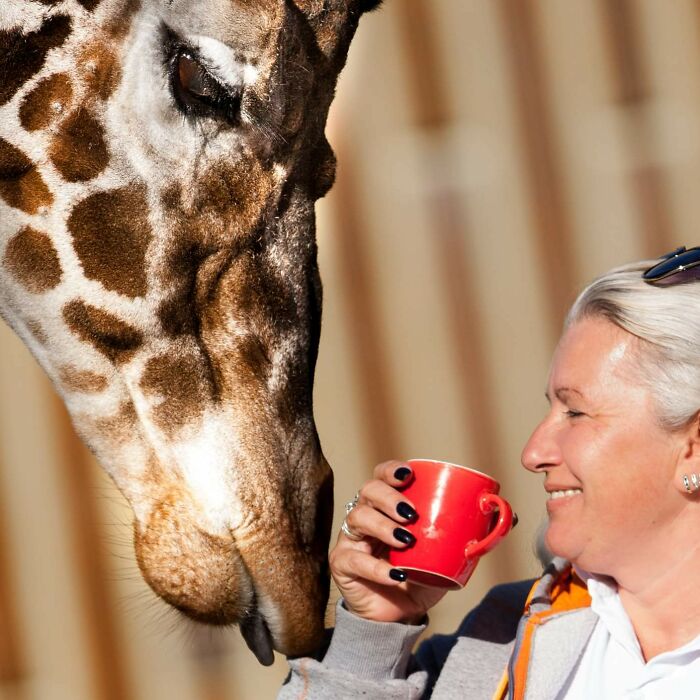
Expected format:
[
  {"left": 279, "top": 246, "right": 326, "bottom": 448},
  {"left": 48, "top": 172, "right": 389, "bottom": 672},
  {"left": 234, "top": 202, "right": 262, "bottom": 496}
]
[{"left": 0, "top": 0, "right": 380, "bottom": 665}]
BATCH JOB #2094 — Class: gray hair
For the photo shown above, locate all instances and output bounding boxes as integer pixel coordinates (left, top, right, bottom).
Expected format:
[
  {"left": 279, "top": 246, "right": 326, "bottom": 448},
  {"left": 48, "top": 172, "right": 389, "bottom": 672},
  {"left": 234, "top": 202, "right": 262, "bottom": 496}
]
[{"left": 565, "top": 258, "right": 700, "bottom": 430}]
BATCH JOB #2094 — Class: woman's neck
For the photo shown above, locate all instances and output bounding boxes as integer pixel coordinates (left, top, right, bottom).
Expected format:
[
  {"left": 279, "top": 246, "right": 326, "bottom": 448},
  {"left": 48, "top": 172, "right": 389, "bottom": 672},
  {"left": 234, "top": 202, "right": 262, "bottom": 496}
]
[{"left": 614, "top": 538, "right": 700, "bottom": 661}]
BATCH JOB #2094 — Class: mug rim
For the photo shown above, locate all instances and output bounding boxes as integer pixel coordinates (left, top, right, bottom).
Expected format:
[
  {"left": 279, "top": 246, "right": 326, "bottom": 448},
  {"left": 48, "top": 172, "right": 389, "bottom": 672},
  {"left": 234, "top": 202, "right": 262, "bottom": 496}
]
[
  {"left": 393, "top": 565, "right": 464, "bottom": 590},
  {"left": 406, "top": 458, "right": 497, "bottom": 483}
]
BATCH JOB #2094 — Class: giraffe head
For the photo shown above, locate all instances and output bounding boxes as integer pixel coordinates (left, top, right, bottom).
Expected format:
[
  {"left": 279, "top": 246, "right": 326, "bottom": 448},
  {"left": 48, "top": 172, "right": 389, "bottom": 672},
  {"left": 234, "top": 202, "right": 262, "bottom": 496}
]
[{"left": 0, "top": 0, "right": 380, "bottom": 663}]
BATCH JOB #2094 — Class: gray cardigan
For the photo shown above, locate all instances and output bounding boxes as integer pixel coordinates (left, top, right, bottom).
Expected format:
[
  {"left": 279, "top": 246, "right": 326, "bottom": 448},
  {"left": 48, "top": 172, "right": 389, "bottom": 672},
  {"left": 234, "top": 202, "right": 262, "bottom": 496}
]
[{"left": 278, "top": 558, "right": 598, "bottom": 699}]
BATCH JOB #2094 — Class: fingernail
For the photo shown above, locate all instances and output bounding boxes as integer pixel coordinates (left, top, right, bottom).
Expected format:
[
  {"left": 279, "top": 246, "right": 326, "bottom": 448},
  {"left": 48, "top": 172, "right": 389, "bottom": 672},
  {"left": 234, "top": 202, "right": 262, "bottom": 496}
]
[
  {"left": 394, "top": 466, "right": 411, "bottom": 481},
  {"left": 396, "top": 502, "right": 417, "bottom": 520},
  {"left": 513, "top": 513, "right": 519, "bottom": 528},
  {"left": 389, "top": 568, "right": 407, "bottom": 582},
  {"left": 393, "top": 527, "right": 416, "bottom": 546}
]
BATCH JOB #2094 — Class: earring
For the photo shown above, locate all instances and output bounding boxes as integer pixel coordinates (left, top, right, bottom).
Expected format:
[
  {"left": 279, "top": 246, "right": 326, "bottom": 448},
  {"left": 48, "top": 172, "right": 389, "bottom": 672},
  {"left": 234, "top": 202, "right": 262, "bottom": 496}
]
[
  {"left": 683, "top": 474, "right": 693, "bottom": 493},
  {"left": 692, "top": 474, "right": 700, "bottom": 492}
]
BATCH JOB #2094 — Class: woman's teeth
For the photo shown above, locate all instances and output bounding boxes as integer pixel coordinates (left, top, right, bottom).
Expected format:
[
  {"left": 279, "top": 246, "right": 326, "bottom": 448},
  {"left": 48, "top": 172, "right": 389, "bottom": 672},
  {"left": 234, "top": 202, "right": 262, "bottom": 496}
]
[{"left": 548, "top": 489, "right": 583, "bottom": 500}]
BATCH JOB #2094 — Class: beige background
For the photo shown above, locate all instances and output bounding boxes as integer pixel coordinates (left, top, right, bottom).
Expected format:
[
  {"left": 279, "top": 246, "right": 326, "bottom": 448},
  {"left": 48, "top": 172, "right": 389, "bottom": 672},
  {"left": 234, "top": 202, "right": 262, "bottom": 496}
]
[{"left": 3, "top": 1, "right": 700, "bottom": 698}]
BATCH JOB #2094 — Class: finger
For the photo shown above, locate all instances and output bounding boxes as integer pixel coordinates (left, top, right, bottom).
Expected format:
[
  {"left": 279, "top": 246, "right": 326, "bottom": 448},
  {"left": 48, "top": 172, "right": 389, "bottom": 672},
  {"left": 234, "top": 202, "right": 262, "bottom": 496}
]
[
  {"left": 372, "top": 460, "right": 414, "bottom": 486},
  {"left": 331, "top": 547, "right": 408, "bottom": 586},
  {"left": 359, "top": 479, "right": 418, "bottom": 523},
  {"left": 346, "top": 504, "right": 416, "bottom": 548}
]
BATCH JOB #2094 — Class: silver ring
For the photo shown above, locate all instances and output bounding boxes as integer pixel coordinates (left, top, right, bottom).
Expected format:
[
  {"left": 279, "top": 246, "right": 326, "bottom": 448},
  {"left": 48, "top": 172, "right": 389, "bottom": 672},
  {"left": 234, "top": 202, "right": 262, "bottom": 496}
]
[
  {"left": 341, "top": 492, "right": 363, "bottom": 541},
  {"left": 341, "top": 518, "right": 363, "bottom": 541},
  {"left": 684, "top": 475, "right": 693, "bottom": 493},
  {"left": 692, "top": 474, "right": 700, "bottom": 492},
  {"left": 345, "top": 491, "right": 360, "bottom": 515}
]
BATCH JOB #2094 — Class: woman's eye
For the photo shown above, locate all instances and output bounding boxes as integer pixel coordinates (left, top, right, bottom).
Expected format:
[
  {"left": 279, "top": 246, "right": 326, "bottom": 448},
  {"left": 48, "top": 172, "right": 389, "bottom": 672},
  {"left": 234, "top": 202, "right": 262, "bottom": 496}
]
[
  {"left": 170, "top": 50, "right": 241, "bottom": 125},
  {"left": 565, "top": 409, "right": 584, "bottom": 418}
]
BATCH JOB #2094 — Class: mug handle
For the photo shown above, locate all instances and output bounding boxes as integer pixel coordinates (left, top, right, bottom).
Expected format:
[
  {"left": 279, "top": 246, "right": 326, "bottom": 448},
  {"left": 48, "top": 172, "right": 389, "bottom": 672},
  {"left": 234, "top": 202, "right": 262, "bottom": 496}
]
[{"left": 464, "top": 493, "right": 514, "bottom": 560}]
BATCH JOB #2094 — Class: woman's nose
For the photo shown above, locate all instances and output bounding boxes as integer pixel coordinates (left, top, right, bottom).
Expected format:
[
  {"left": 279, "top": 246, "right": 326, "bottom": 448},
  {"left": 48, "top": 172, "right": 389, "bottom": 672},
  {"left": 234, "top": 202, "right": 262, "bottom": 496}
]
[{"left": 521, "top": 419, "right": 561, "bottom": 473}]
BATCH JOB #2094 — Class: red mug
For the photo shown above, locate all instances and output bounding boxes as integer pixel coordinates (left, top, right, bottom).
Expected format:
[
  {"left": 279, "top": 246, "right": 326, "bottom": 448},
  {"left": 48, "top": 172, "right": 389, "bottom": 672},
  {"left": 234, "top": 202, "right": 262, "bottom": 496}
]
[{"left": 388, "top": 459, "right": 514, "bottom": 589}]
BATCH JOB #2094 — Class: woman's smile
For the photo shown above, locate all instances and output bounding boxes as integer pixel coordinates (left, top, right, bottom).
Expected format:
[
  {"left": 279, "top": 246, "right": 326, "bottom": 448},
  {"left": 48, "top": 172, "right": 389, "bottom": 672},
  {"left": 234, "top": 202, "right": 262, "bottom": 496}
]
[
  {"left": 545, "top": 487, "right": 583, "bottom": 516},
  {"left": 546, "top": 487, "right": 583, "bottom": 501}
]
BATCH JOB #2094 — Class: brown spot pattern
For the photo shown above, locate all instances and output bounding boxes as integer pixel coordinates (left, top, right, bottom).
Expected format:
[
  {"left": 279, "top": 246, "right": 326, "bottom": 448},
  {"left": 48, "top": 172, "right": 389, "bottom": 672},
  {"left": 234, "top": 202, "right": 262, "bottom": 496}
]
[
  {"left": 0, "top": 138, "right": 53, "bottom": 214},
  {"left": 3, "top": 226, "right": 62, "bottom": 293},
  {"left": 74, "top": 401, "right": 139, "bottom": 450},
  {"left": 63, "top": 300, "right": 143, "bottom": 364},
  {"left": 0, "top": 15, "right": 71, "bottom": 106},
  {"left": 180, "top": 156, "right": 275, "bottom": 225},
  {"left": 155, "top": 239, "right": 225, "bottom": 338},
  {"left": 80, "top": 44, "right": 122, "bottom": 101},
  {"left": 19, "top": 73, "right": 73, "bottom": 132},
  {"left": 26, "top": 320, "right": 47, "bottom": 344},
  {"left": 104, "top": 0, "right": 142, "bottom": 40},
  {"left": 67, "top": 186, "right": 151, "bottom": 298},
  {"left": 140, "top": 354, "right": 209, "bottom": 435},
  {"left": 59, "top": 366, "right": 109, "bottom": 393},
  {"left": 76, "top": 0, "right": 102, "bottom": 10},
  {"left": 49, "top": 109, "right": 109, "bottom": 182},
  {"left": 91, "top": 401, "right": 138, "bottom": 443}
]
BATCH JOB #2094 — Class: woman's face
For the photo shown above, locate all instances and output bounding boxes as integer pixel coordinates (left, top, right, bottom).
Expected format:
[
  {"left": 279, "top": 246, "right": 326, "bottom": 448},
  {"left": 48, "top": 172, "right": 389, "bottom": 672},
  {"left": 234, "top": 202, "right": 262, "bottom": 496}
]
[{"left": 521, "top": 316, "right": 688, "bottom": 577}]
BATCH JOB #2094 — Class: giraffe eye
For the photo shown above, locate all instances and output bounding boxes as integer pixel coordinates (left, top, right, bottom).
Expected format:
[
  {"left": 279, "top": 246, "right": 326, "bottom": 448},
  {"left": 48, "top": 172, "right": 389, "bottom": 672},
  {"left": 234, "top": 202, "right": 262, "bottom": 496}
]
[{"left": 170, "top": 49, "right": 241, "bottom": 126}]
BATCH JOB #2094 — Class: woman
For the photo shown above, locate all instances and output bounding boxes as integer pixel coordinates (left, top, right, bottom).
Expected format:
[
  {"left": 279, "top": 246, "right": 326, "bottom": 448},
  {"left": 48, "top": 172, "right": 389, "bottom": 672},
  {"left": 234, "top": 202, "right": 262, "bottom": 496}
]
[{"left": 278, "top": 249, "right": 700, "bottom": 699}]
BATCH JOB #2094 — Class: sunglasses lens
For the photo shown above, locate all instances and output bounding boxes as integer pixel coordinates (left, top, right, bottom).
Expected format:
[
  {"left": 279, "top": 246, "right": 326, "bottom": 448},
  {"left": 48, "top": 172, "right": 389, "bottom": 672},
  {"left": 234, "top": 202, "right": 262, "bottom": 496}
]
[
  {"left": 649, "top": 265, "right": 700, "bottom": 286},
  {"left": 644, "top": 248, "right": 700, "bottom": 281}
]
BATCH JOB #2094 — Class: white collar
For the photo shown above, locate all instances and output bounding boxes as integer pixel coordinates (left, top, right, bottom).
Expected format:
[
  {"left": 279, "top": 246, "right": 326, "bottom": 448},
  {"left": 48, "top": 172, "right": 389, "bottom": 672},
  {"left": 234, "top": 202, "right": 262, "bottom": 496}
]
[{"left": 573, "top": 564, "right": 700, "bottom": 668}]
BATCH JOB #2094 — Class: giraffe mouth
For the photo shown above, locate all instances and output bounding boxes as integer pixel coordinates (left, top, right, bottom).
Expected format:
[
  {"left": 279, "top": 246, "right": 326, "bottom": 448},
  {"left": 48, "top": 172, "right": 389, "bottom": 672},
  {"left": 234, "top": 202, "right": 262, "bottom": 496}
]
[{"left": 239, "top": 599, "right": 275, "bottom": 666}]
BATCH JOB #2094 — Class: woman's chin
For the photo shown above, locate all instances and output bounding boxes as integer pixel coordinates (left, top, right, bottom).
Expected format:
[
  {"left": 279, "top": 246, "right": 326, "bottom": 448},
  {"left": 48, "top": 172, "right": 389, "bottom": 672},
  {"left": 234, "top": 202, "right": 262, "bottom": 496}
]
[{"left": 543, "top": 526, "right": 579, "bottom": 563}]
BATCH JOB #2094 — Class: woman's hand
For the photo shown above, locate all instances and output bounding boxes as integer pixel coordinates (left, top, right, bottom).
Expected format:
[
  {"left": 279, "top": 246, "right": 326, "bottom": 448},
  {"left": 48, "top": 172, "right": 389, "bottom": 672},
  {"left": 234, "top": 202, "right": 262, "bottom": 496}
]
[{"left": 329, "top": 460, "right": 448, "bottom": 625}]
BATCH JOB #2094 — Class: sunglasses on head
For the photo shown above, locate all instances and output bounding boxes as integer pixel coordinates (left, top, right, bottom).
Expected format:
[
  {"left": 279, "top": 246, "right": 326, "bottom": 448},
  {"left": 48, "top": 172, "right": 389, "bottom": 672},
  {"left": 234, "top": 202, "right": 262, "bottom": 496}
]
[{"left": 642, "top": 246, "right": 700, "bottom": 286}]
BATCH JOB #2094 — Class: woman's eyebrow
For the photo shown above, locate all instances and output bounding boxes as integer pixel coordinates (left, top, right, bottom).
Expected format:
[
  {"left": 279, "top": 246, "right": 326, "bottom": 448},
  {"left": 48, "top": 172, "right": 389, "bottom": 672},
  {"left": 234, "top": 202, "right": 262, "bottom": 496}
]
[{"left": 544, "top": 387, "right": 585, "bottom": 403}]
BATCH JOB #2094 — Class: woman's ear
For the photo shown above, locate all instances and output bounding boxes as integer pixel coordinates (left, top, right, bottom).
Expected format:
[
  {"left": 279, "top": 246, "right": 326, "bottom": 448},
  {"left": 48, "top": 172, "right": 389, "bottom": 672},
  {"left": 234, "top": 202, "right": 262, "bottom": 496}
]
[{"left": 675, "top": 411, "right": 700, "bottom": 495}]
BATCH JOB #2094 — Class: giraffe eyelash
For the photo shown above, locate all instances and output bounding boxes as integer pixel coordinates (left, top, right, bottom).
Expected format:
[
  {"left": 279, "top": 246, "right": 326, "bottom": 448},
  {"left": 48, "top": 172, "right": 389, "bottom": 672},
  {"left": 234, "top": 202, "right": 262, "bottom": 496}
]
[{"left": 164, "top": 31, "right": 242, "bottom": 127}]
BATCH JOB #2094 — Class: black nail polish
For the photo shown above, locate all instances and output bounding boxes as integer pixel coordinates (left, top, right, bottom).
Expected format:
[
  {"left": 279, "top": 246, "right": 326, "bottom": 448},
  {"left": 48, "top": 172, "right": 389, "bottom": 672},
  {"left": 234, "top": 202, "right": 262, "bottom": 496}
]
[
  {"left": 389, "top": 568, "right": 407, "bottom": 582},
  {"left": 393, "top": 527, "right": 416, "bottom": 546},
  {"left": 512, "top": 513, "right": 519, "bottom": 528},
  {"left": 394, "top": 466, "right": 412, "bottom": 481},
  {"left": 396, "top": 502, "right": 417, "bottom": 520}
]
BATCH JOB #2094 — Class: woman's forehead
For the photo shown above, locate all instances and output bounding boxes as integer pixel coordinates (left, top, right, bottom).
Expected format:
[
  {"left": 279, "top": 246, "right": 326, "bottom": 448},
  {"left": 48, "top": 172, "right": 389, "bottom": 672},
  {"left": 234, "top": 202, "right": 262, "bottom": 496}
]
[{"left": 547, "top": 318, "right": 638, "bottom": 395}]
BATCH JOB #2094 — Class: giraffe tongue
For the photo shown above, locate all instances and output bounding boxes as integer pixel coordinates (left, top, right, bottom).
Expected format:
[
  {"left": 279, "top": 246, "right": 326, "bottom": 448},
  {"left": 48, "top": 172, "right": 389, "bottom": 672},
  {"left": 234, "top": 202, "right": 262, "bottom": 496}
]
[{"left": 240, "top": 612, "right": 275, "bottom": 666}]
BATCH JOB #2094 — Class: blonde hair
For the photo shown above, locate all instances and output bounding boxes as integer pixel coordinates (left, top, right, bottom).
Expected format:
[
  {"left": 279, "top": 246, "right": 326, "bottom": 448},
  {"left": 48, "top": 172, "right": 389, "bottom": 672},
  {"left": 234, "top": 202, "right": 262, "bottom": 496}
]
[{"left": 565, "top": 258, "right": 700, "bottom": 430}]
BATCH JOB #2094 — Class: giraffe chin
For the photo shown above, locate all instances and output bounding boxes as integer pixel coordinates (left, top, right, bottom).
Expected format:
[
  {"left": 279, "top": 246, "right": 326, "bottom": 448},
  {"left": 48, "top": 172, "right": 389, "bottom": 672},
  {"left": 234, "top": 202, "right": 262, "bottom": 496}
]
[{"left": 133, "top": 523, "right": 255, "bottom": 627}]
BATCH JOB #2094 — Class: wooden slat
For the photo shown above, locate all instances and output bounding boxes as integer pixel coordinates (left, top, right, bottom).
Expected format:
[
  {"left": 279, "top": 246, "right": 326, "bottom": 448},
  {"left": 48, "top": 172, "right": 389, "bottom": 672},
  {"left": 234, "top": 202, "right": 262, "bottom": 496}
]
[
  {"left": 330, "top": 144, "right": 401, "bottom": 463},
  {"left": 395, "top": 0, "right": 450, "bottom": 129},
  {"left": 599, "top": 0, "right": 675, "bottom": 257},
  {"left": 48, "top": 392, "right": 133, "bottom": 700},
  {"left": 427, "top": 185, "right": 504, "bottom": 476},
  {"left": 190, "top": 628, "right": 230, "bottom": 700},
  {"left": 496, "top": 0, "right": 579, "bottom": 336},
  {"left": 0, "top": 470, "right": 27, "bottom": 698}
]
